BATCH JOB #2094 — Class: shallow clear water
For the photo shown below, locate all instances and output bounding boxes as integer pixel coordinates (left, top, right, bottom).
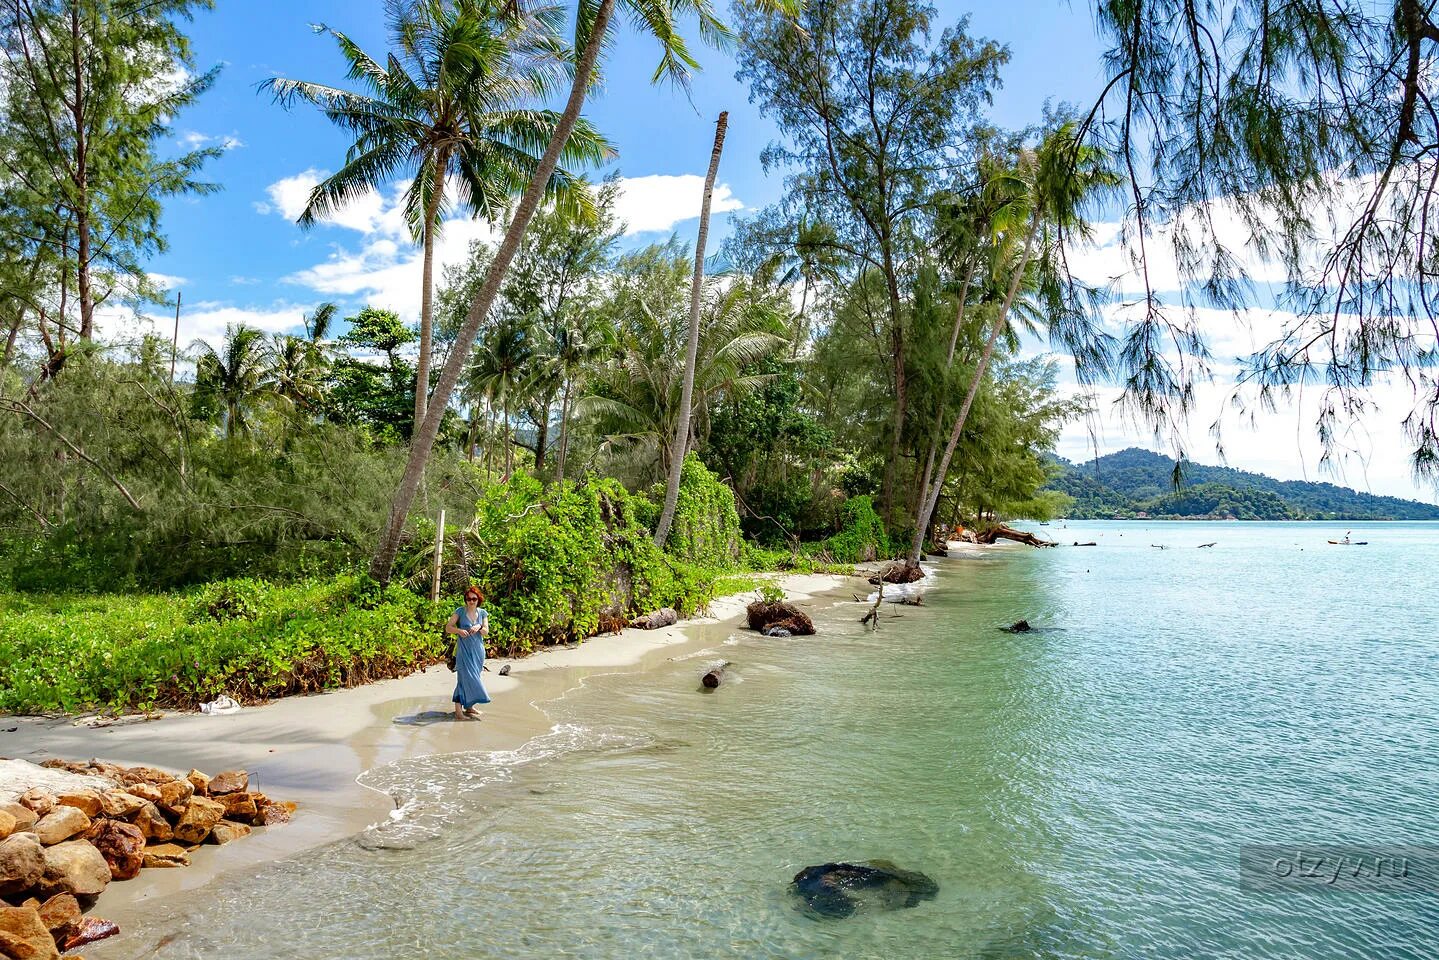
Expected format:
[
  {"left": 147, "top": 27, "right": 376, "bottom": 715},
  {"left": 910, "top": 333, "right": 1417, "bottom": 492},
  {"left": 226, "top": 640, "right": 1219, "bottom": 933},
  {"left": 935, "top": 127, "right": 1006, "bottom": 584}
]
[{"left": 119, "top": 521, "right": 1439, "bottom": 959}]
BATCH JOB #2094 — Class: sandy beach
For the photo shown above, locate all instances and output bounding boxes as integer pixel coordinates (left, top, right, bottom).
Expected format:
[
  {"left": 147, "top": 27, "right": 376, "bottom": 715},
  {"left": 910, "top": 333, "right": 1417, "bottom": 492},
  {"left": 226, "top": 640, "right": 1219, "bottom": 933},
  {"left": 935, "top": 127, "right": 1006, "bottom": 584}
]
[{"left": 0, "top": 571, "right": 856, "bottom": 949}]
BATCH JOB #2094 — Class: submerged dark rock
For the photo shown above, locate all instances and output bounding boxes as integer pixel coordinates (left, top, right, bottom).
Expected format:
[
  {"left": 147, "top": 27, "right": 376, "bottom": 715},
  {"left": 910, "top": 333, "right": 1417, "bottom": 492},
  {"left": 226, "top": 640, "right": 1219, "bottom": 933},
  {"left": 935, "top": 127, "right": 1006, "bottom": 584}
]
[
  {"left": 746, "top": 601, "right": 815, "bottom": 636},
  {"left": 790, "top": 860, "right": 939, "bottom": 919},
  {"left": 1005, "top": 619, "right": 1032, "bottom": 633}
]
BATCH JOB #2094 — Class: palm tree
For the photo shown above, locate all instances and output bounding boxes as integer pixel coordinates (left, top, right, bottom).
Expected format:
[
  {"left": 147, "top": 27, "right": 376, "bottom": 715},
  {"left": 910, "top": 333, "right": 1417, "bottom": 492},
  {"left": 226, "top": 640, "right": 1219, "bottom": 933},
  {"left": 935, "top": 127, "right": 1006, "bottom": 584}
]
[
  {"left": 265, "top": 0, "right": 613, "bottom": 431},
  {"left": 270, "top": 301, "right": 338, "bottom": 416},
  {"left": 653, "top": 110, "right": 727, "bottom": 546},
  {"left": 583, "top": 262, "right": 788, "bottom": 483},
  {"left": 466, "top": 312, "right": 534, "bottom": 477},
  {"left": 367, "top": 0, "right": 801, "bottom": 584},
  {"left": 551, "top": 310, "right": 609, "bottom": 482},
  {"left": 192, "top": 325, "right": 274, "bottom": 440},
  {"left": 906, "top": 122, "right": 1121, "bottom": 565}
]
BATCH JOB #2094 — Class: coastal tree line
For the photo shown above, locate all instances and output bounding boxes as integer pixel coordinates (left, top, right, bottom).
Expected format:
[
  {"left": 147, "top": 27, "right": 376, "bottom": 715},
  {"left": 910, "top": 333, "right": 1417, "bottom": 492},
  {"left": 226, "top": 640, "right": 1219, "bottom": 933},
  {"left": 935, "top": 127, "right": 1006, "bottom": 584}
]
[{"left": 2, "top": 0, "right": 1438, "bottom": 595}]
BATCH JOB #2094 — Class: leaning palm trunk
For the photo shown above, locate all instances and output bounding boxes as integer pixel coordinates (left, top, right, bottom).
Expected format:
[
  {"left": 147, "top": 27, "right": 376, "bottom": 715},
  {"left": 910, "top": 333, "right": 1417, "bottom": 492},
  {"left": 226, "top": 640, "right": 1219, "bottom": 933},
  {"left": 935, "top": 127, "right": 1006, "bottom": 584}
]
[
  {"left": 908, "top": 213, "right": 1038, "bottom": 566},
  {"left": 653, "top": 111, "right": 729, "bottom": 547},
  {"left": 368, "top": 0, "right": 617, "bottom": 584},
  {"left": 415, "top": 150, "right": 449, "bottom": 428}
]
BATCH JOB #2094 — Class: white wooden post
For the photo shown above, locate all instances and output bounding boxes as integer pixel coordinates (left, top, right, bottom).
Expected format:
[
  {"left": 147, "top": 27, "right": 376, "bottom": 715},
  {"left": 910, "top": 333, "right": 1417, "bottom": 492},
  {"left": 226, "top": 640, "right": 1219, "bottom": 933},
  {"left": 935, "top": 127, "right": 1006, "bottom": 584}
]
[{"left": 430, "top": 509, "right": 445, "bottom": 602}]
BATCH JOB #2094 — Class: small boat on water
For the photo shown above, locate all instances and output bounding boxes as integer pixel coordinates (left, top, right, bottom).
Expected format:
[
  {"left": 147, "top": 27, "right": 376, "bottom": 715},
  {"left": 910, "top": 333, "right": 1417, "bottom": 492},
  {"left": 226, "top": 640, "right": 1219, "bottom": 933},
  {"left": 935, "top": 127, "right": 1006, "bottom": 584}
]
[{"left": 1328, "top": 532, "right": 1369, "bottom": 546}]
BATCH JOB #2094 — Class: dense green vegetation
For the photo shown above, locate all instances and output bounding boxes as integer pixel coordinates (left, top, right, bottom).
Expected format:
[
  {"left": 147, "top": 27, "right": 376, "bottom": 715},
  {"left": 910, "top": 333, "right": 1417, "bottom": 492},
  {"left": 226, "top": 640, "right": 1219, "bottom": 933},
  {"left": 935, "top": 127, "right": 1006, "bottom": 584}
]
[
  {"left": 1047, "top": 448, "right": 1439, "bottom": 521},
  {"left": 18, "top": 0, "right": 1439, "bottom": 710}
]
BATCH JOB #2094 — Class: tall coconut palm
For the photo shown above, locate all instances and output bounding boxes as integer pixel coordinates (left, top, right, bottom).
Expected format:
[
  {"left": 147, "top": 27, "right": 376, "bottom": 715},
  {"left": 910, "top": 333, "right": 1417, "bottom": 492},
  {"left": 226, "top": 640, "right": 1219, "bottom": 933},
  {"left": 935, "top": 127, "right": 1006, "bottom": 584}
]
[
  {"left": 192, "top": 325, "right": 274, "bottom": 440},
  {"left": 653, "top": 110, "right": 728, "bottom": 546},
  {"left": 906, "top": 122, "right": 1120, "bottom": 565},
  {"left": 265, "top": 0, "right": 613, "bottom": 432},
  {"left": 367, "top": 0, "right": 801, "bottom": 584}
]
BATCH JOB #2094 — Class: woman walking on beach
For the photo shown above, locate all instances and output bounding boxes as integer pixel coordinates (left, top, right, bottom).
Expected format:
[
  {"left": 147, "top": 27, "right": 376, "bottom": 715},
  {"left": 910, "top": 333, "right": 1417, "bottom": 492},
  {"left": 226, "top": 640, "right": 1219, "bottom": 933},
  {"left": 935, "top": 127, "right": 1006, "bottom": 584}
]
[{"left": 446, "top": 586, "right": 490, "bottom": 720}]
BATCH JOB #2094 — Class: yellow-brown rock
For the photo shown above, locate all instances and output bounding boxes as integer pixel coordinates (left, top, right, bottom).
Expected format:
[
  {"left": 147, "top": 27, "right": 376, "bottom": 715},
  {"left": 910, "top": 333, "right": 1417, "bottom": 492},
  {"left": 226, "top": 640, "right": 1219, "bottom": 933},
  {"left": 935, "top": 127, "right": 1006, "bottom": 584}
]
[
  {"left": 129, "top": 803, "right": 172, "bottom": 843},
  {"left": 140, "top": 843, "right": 189, "bottom": 868},
  {"left": 185, "top": 770, "right": 210, "bottom": 797},
  {"left": 172, "top": 796, "right": 224, "bottom": 845},
  {"left": 220, "top": 793, "right": 257, "bottom": 824},
  {"left": 83, "top": 820, "right": 145, "bottom": 881},
  {"left": 35, "top": 893, "right": 80, "bottom": 940},
  {"left": 206, "top": 821, "right": 251, "bottom": 845},
  {"left": 53, "top": 792, "right": 102, "bottom": 819},
  {"left": 123, "top": 783, "right": 161, "bottom": 804},
  {"left": 206, "top": 770, "right": 248, "bottom": 796},
  {"left": 0, "top": 905, "right": 59, "bottom": 960},
  {"left": 0, "top": 803, "right": 37, "bottom": 834},
  {"left": 60, "top": 917, "right": 119, "bottom": 953},
  {"left": 96, "top": 792, "right": 144, "bottom": 820},
  {"left": 16, "top": 791, "right": 53, "bottom": 819},
  {"left": 37, "top": 841, "right": 110, "bottom": 898},
  {"left": 32, "top": 807, "right": 90, "bottom": 847},
  {"left": 120, "top": 766, "right": 171, "bottom": 785},
  {"left": 156, "top": 779, "right": 193, "bottom": 817},
  {"left": 0, "top": 834, "right": 45, "bottom": 897},
  {"left": 0, "top": 810, "right": 15, "bottom": 841}
]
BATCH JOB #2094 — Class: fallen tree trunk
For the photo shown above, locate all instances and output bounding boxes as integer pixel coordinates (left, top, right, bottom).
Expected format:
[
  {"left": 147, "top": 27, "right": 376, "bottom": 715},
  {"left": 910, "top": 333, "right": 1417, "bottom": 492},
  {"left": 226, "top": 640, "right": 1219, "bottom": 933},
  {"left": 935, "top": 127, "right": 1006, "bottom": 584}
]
[
  {"left": 974, "top": 524, "right": 1056, "bottom": 547},
  {"left": 746, "top": 601, "right": 816, "bottom": 636},
  {"left": 701, "top": 661, "right": 730, "bottom": 689}
]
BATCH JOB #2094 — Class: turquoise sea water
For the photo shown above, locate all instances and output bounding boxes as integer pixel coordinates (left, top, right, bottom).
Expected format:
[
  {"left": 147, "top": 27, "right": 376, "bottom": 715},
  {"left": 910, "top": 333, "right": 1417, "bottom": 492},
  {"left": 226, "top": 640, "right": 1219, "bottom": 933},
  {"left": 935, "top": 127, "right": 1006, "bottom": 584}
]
[{"left": 110, "top": 521, "right": 1439, "bottom": 959}]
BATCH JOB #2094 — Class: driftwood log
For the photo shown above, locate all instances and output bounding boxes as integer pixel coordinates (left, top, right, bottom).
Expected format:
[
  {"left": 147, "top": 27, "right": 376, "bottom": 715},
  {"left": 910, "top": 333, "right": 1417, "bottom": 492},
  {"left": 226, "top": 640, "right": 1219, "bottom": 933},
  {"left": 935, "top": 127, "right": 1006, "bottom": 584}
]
[
  {"left": 630, "top": 607, "right": 678, "bottom": 630},
  {"left": 973, "top": 525, "right": 1056, "bottom": 547},
  {"left": 701, "top": 661, "right": 730, "bottom": 689}
]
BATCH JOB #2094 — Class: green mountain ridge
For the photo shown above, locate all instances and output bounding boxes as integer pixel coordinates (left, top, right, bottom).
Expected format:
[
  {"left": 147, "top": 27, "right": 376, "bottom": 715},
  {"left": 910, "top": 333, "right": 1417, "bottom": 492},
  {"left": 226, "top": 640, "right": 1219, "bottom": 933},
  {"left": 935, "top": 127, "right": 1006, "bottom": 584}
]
[{"left": 1044, "top": 448, "right": 1439, "bottom": 520}]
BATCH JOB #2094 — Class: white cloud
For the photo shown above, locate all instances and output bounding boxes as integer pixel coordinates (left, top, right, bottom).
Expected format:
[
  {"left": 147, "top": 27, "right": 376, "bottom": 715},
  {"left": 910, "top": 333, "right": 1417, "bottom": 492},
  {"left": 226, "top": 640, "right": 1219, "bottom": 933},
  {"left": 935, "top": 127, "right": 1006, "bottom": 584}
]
[
  {"left": 178, "top": 130, "right": 245, "bottom": 151},
  {"left": 147, "top": 272, "right": 186, "bottom": 290},
  {"left": 612, "top": 174, "right": 743, "bottom": 236},
  {"left": 96, "top": 301, "right": 310, "bottom": 357}
]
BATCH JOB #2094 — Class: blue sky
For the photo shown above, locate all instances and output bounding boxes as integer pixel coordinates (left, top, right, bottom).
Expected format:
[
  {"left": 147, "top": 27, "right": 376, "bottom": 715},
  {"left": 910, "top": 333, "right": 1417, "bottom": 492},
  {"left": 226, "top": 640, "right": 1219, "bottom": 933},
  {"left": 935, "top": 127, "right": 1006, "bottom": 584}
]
[{"left": 122, "top": 0, "right": 1438, "bottom": 504}]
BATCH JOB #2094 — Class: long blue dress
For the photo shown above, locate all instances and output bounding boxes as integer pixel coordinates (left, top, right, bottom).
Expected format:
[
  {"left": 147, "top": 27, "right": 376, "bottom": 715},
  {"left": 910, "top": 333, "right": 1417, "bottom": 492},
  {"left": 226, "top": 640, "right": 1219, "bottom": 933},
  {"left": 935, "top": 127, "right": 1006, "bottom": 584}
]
[{"left": 451, "top": 606, "right": 491, "bottom": 709}]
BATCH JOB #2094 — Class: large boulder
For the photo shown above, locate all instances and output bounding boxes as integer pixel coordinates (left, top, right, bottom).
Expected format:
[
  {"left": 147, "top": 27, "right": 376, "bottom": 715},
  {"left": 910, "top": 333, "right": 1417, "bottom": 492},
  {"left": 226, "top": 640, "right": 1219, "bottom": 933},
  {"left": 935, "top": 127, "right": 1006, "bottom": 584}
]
[
  {"left": 207, "top": 771, "right": 249, "bottom": 796},
  {"left": 130, "top": 802, "right": 172, "bottom": 843},
  {"left": 15, "top": 792, "right": 53, "bottom": 820},
  {"left": 141, "top": 843, "right": 189, "bottom": 869},
  {"left": 37, "top": 841, "right": 110, "bottom": 898},
  {"left": 0, "top": 834, "right": 45, "bottom": 897},
  {"left": 53, "top": 792, "right": 101, "bottom": 819},
  {"left": 34, "top": 893, "right": 80, "bottom": 942},
  {"left": 84, "top": 820, "right": 145, "bottom": 881},
  {"left": 0, "top": 804, "right": 36, "bottom": 835},
  {"left": 0, "top": 810, "right": 15, "bottom": 841},
  {"left": 0, "top": 905, "right": 59, "bottom": 960},
  {"left": 31, "top": 808, "right": 90, "bottom": 847},
  {"left": 789, "top": 861, "right": 939, "bottom": 919},
  {"left": 745, "top": 601, "right": 816, "bottom": 637},
  {"left": 207, "top": 821, "right": 251, "bottom": 845},
  {"left": 173, "top": 796, "right": 225, "bottom": 845},
  {"left": 97, "top": 791, "right": 145, "bottom": 820},
  {"left": 156, "top": 778, "right": 193, "bottom": 817}
]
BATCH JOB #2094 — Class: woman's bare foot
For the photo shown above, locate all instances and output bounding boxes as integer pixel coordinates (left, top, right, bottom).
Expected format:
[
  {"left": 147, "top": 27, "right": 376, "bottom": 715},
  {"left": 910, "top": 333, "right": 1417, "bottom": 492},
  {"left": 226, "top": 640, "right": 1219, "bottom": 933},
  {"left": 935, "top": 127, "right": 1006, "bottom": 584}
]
[
  {"left": 453, "top": 707, "right": 465, "bottom": 721},
  {"left": 465, "top": 707, "right": 483, "bottom": 720}
]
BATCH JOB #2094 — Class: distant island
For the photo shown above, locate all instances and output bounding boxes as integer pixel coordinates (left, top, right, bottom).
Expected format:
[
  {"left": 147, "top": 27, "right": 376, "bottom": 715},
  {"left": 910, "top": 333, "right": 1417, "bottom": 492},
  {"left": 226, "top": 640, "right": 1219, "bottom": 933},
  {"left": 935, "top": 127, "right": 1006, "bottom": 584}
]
[{"left": 1044, "top": 448, "right": 1439, "bottom": 521}]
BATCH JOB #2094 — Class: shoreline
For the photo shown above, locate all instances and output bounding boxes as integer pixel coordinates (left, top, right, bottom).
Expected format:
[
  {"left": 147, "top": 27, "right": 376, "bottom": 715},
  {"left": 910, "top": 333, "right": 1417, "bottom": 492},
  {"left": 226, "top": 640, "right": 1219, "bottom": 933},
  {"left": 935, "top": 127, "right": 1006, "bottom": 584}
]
[{"left": 1, "top": 570, "right": 861, "bottom": 949}]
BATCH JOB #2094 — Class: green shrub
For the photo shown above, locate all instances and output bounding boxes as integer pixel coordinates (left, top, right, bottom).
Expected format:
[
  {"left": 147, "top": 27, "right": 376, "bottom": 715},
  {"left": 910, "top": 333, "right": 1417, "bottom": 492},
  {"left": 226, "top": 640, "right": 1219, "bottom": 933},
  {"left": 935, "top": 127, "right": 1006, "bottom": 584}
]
[
  {"left": 757, "top": 583, "right": 785, "bottom": 604},
  {"left": 464, "top": 472, "right": 717, "bottom": 655},
  {"left": 822, "top": 495, "right": 891, "bottom": 562},
  {"left": 662, "top": 455, "right": 742, "bottom": 568},
  {"left": 0, "top": 575, "right": 446, "bottom": 715}
]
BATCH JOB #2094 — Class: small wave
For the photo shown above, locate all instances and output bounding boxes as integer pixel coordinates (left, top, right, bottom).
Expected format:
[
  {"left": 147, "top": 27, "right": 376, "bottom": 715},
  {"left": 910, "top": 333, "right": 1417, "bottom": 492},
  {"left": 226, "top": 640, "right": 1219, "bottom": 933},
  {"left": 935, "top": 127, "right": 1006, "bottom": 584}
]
[{"left": 355, "top": 723, "right": 643, "bottom": 848}]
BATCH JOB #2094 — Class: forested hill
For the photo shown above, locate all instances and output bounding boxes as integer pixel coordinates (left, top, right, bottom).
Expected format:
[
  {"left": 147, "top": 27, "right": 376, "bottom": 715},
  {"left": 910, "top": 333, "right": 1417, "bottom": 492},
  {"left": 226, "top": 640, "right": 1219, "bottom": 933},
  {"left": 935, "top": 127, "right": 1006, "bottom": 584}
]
[{"left": 1045, "top": 448, "right": 1439, "bottom": 520}]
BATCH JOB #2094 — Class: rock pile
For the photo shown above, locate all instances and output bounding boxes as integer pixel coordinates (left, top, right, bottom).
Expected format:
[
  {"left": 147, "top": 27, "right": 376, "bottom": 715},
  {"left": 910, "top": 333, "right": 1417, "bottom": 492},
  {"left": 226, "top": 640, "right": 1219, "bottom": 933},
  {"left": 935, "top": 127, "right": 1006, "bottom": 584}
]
[{"left": 0, "top": 759, "right": 295, "bottom": 958}]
